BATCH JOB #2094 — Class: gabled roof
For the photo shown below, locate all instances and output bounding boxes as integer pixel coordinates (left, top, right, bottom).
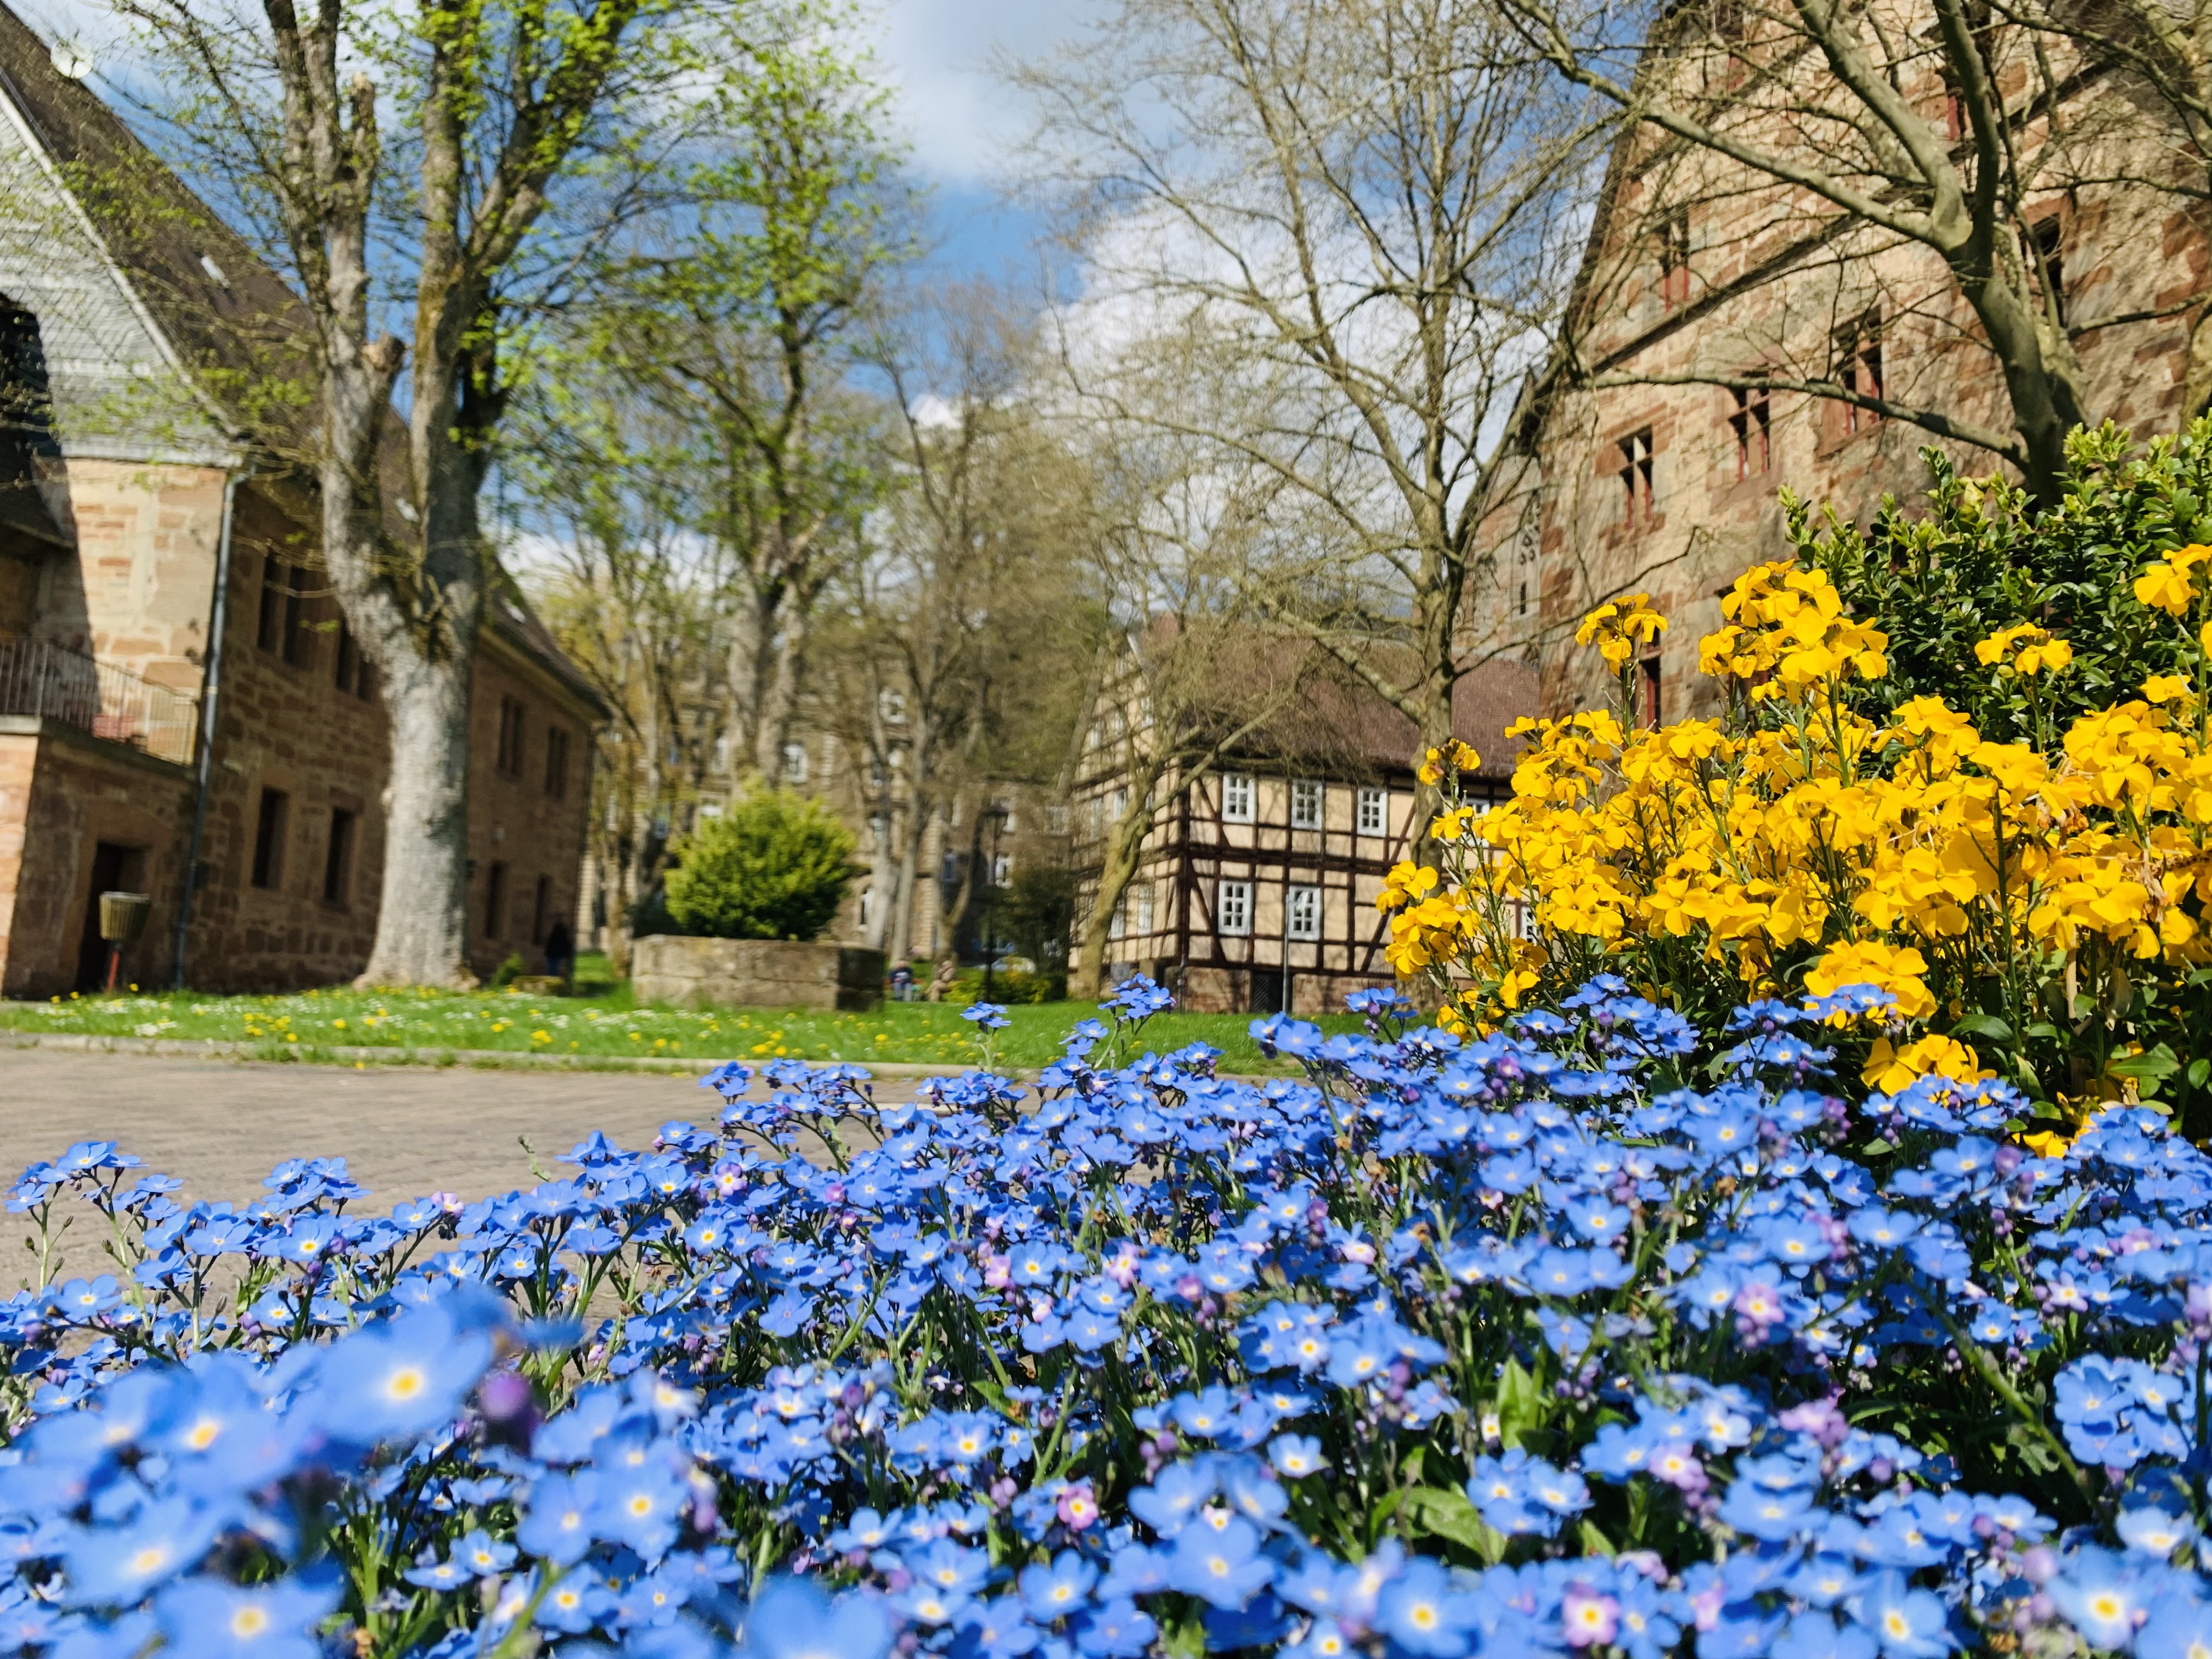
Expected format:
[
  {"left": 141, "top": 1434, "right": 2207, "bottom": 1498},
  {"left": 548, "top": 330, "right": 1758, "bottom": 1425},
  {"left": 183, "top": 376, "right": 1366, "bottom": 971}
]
[
  {"left": 0, "top": 0, "right": 315, "bottom": 447},
  {"left": 0, "top": 2, "right": 606, "bottom": 720}
]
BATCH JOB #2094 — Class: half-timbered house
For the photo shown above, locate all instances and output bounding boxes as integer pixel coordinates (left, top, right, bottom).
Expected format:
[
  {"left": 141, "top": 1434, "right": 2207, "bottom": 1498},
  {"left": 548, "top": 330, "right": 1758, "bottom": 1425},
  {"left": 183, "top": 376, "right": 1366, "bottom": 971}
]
[{"left": 1069, "top": 650, "right": 1536, "bottom": 1013}]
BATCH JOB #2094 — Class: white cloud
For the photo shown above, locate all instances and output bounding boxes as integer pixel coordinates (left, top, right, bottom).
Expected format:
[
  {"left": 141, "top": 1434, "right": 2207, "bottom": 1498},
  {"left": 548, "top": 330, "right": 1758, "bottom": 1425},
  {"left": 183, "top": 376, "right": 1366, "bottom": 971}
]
[{"left": 873, "top": 0, "right": 1094, "bottom": 184}]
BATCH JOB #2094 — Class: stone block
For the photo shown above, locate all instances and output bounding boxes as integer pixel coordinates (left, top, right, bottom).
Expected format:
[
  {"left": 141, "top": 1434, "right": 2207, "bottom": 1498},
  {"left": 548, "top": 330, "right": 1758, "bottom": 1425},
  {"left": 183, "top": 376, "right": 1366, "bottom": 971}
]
[{"left": 631, "top": 935, "right": 885, "bottom": 1012}]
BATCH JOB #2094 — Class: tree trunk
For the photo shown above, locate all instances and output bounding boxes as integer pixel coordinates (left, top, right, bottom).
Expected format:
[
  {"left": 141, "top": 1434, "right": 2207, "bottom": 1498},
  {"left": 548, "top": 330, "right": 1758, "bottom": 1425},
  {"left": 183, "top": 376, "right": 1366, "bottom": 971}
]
[
  {"left": 358, "top": 650, "right": 477, "bottom": 986},
  {"left": 887, "top": 804, "right": 928, "bottom": 964},
  {"left": 1955, "top": 254, "right": 2090, "bottom": 503}
]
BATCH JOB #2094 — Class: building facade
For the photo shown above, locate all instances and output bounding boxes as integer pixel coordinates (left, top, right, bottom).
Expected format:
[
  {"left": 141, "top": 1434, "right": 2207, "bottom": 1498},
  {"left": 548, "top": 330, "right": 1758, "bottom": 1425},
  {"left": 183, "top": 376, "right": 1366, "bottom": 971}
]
[
  {"left": 1519, "top": 19, "right": 2203, "bottom": 720},
  {"left": 0, "top": 4, "right": 599, "bottom": 996},
  {"left": 1068, "top": 652, "right": 1534, "bottom": 1013}
]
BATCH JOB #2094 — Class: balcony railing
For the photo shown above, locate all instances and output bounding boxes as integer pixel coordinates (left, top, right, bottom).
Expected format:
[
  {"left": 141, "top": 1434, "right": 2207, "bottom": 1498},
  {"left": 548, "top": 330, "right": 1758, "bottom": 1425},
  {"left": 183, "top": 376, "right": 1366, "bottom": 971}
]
[{"left": 0, "top": 635, "right": 198, "bottom": 765}]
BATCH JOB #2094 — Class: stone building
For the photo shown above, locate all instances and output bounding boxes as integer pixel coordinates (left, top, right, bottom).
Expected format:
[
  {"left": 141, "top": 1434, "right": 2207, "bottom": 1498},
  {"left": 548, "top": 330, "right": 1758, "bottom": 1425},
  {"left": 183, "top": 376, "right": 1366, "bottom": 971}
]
[
  {"left": 1515, "top": 14, "right": 2205, "bottom": 721},
  {"left": 767, "top": 721, "right": 1070, "bottom": 970},
  {"left": 0, "top": 2, "right": 600, "bottom": 996},
  {"left": 1066, "top": 639, "right": 1534, "bottom": 1013}
]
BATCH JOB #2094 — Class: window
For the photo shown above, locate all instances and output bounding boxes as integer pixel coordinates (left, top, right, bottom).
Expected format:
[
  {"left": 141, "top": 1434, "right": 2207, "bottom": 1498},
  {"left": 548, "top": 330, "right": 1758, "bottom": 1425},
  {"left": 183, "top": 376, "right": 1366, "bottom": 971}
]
[
  {"left": 1639, "top": 653, "right": 1664, "bottom": 727},
  {"left": 484, "top": 861, "right": 509, "bottom": 939},
  {"left": 1657, "top": 210, "right": 1691, "bottom": 310},
  {"left": 1618, "top": 428, "right": 1656, "bottom": 527},
  {"left": 495, "top": 696, "right": 524, "bottom": 777},
  {"left": 1047, "top": 804, "right": 1068, "bottom": 835},
  {"left": 1217, "top": 879, "right": 1252, "bottom": 936},
  {"left": 870, "top": 814, "right": 889, "bottom": 851},
  {"left": 0, "top": 301, "right": 63, "bottom": 552},
  {"left": 1287, "top": 884, "right": 1322, "bottom": 941},
  {"left": 999, "top": 804, "right": 1017, "bottom": 834},
  {"left": 1357, "top": 786, "right": 1387, "bottom": 836},
  {"left": 1136, "top": 883, "right": 1156, "bottom": 935},
  {"left": 1730, "top": 385, "right": 1771, "bottom": 479},
  {"left": 321, "top": 807, "right": 354, "bottom": 905},
  {"left": 250, "top": 788, "right": 287, "bottom": 890},
  {"left": 1111, "top": 786, "right": 1129, "bottom": 819},
  {"left": 2032, "top": 216, "right": 2066, "bottom": 326},
  {"left": 334, "top": 622, "right": 361, "bottom": 696},
  {"left": 879, "top": 688, "right": 908, "bottom": 724},
  {"left": 991, "top": 853, "right": 1011, "bottom": 886},
  {"left": 532, "top": 874, "right": 551, "bottom": 945},
  {"left": 1838, "top": 314, "right": 1883, "bottom": 433},
  {"left": 1290, "top": 779, "right": 1323, "bottom": 830},
  {"left": 1222, "top": 773, "right": 1255, "bottom": 823},
  {"left": 782, "top": 742, "right": 809, "bottom": 785},
  {"left": 544, "top": 727, "right": 569, "bottom": 799},
  {"left": 258, "top": 558, "right": 308, "bottom": 664},
  {"left": 1110, "top": 894, "right": 1127, "bottom": 939}
]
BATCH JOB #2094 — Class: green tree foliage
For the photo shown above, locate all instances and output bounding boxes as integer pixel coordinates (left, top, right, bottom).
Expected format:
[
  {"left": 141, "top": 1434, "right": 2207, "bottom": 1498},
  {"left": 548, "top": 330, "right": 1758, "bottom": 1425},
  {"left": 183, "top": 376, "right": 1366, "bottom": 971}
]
[
  {"left": 1800, "top": 422, "right": 2212, "bottom": 747},
  {"left": 663, "top": 790, "right": 859, "bottom": 941},
  {"left": 999, "top": 864, "right": 1076, "bottom": 989}
]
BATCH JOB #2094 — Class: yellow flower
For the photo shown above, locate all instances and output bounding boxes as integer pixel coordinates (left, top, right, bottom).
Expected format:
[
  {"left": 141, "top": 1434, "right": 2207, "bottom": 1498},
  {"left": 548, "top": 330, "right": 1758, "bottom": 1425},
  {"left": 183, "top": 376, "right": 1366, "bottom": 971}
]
[
  {"left": 1804, "top": 939, "right": 1936, "bottom": 1020},
  {"left": 1976, "top": 623, "right": 2071, "bottom": 676},
  {"left": 2136, "top": 558, "right": 2198, "bottom": 616},
  {"left": 1862, "top": 1033, "right": 1991, "bottom": 1093},
  {"left": 1577, "top": 593, "right": 1668, "bottom": 671},
  {"left": 2146, "top": 674, "right": 2192, "bottom": 703}
]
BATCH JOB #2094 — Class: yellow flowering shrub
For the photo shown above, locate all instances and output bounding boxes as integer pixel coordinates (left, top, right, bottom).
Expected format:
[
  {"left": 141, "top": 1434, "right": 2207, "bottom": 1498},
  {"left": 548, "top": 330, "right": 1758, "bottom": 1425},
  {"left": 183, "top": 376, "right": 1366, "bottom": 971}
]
[{"left": 1383, "top": 550, "right": 2212, "bottom": 1119}]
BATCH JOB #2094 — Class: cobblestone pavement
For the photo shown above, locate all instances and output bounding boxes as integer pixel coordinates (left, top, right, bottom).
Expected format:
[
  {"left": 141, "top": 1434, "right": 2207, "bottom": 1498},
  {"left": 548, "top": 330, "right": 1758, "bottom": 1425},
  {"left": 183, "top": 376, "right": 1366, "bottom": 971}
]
[{"left": 0, "top": 1049, "right": 891, "bottom": 1208}]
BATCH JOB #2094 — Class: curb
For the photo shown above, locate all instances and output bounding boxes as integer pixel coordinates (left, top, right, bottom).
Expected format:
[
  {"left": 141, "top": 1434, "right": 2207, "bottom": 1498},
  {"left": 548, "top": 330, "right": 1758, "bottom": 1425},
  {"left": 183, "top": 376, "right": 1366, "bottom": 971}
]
[{"left": 0, "top": 1030, "right": 1024, "bottom": 1081}]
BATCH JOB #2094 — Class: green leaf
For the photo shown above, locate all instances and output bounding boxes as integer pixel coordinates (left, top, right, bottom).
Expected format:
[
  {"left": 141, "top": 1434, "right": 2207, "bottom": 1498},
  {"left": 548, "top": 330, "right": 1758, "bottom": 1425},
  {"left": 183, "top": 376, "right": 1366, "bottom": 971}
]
[
  {"left": 1577, "top": 1519, "right": 1616, "bottom": 1558},
  {"left": 1950, "top": 1013, "right": 2015, "bottom": 1042},
  {"left": 2107, "top": 1043, "right": 2181, "bottom": 1081},
  {"left": 1161, "top": 1611, "right": 1206, "bottom": 1659},
  {"left": 1403, "top": 1487, "right": 1506, "bottom": 1564},
  {"left": 1496, "top": 1358, "right": 1543, "bottom": 1447},
  {"left": 2187, "top": 1058, "right": 2209, "bottom": 1089},
  {"left": 2004, "top": 1421, "right": 2059, "bottom": 1475}
]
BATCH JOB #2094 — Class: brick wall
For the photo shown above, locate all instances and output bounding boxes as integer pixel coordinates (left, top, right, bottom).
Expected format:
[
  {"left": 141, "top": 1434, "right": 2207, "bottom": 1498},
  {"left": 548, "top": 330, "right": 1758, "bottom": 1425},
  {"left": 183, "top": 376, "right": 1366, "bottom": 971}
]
[
  {"left": 0, "top": 717, "right": 192, "bottom": 997},
  {"left": 464, "top": 633, "right": 594, "bottom": 980},
  {"left": 1525, "top": 90, "right": 2202, "bottom": 721}
]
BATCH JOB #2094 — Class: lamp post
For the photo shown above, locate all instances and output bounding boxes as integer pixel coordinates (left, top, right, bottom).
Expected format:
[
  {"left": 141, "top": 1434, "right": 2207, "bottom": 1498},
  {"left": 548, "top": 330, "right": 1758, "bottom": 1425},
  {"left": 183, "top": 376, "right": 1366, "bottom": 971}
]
[{"left": 981, "top": 804, "right": 1009, "bottom": 1002}]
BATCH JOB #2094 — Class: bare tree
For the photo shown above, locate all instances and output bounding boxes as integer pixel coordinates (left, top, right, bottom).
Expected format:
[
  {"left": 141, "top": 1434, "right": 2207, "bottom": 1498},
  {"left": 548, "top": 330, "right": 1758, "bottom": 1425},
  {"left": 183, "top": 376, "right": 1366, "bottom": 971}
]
[
  {"left": 812, "top": 280, "right": 1097, "bottom": 968},
  {"left": 509, "top": 369, "right": 733, "bottom": 977},
  {"left": 1017, "top": 0, "right": 1607, "bottom": 863},
  {"left": 108, "top": 0, "right": 726, "bottom": 985},
  {"left": 1065, "top": 436, "right": 1345, "bottom": 1000}
]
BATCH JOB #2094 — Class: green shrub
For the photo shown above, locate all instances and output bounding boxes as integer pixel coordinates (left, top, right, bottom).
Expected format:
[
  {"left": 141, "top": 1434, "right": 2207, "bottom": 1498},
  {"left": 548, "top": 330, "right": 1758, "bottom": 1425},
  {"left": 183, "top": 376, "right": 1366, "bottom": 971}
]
[
  {"left": 489, "top": 953, "right": 527, "bottom": 989},
  {"left": 662, "top": 789, "right": 858, "bottom": 942}
]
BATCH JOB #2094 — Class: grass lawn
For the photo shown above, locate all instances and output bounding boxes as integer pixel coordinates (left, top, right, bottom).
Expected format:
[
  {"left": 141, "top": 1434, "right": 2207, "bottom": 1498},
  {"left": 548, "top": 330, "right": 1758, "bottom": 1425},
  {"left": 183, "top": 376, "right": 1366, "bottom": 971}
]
[{"left": 0, "top": 969, "right": 1359, "bottom": 1074}]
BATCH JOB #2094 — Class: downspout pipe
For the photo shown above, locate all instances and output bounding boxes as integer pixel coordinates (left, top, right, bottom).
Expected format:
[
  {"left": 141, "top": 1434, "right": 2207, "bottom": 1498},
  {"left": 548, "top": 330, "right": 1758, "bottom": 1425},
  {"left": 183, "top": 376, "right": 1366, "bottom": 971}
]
[{"left": 170, "top": 464, "right": 247, "bottom": 990}]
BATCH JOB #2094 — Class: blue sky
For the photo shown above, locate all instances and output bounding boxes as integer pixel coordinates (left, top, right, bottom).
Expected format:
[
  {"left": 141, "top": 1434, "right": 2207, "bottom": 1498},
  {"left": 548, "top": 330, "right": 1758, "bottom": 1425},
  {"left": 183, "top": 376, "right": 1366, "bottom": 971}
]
[
  {"left": 18, "top": 0, "right": 1090, "bottom": 278},
  {"left": 873, "top": 0, "right": 1093, "bottom": 276}
]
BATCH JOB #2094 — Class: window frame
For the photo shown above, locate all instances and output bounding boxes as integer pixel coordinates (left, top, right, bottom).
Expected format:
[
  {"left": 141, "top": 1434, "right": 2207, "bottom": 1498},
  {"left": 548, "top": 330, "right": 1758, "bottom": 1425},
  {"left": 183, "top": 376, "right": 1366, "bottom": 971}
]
[
  {"left": 1287, "top": 883, "right": 1322, "bottom": 941},
  {"left": 1217, "top": 878, "right": 1252, "bottom": 936},
  {"left": 321, "top": 806, "right": 354, "bottom": 906},
  {"left": 1618, "top": 428, "right": 1656, "bottom": 527},
  {"left": 1290, "top": 778, "right": 1323, "bottom": 830},
  {"left": 1357, "top": 786, "right": 1387, "bottom": 836},
  {"left": 1730, "top": 385, "right": 1771, "bottom": 480},
  {"left": 250, "top": 787, "right": 288, "bottom": 890},
  {"left": 544, "top": 727, "right": 570, "bottom": 799},
  {"left": 484, "top": 861, "right": 509, "bottom": 939},
  {"left": 1221, "top": 773, "right": 1255, "bottom": 823}
]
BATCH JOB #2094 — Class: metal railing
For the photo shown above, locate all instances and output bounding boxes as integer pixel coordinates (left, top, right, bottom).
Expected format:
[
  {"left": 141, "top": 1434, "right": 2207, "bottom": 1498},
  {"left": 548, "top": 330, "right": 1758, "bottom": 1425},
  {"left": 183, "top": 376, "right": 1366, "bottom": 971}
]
[{"left": 0, "top": 634, "right": 198, "bottom": 764}]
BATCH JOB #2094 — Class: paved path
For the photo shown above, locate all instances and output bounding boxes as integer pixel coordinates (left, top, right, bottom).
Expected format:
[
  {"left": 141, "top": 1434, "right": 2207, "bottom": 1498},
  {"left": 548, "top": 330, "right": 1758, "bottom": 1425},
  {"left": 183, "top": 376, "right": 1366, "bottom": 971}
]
[{"left": 0, "top": 1049, "right": 890, "bottom": 1209}]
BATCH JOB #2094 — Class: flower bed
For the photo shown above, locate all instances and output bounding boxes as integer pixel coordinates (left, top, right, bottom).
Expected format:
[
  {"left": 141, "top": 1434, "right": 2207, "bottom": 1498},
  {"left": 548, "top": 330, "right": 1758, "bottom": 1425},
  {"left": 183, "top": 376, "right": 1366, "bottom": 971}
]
[{"left": 0, "top": 975, "right": 2198, "bottom": 1658}]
